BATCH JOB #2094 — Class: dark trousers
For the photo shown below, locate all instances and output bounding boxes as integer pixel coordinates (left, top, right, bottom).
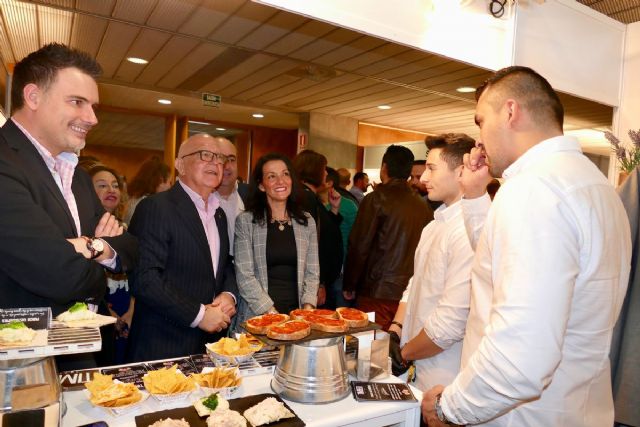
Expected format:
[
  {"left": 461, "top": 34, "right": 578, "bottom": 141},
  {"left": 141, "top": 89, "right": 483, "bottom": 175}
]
[{"left": 355, "top": 295, "right": 399, "bottom": 331}]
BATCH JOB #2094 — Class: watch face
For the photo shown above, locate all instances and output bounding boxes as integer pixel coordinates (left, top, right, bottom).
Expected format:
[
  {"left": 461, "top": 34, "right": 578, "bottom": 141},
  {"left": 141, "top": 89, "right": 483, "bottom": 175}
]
[{"left": 92, "top": 239, "right": 105, "bottom": 252}]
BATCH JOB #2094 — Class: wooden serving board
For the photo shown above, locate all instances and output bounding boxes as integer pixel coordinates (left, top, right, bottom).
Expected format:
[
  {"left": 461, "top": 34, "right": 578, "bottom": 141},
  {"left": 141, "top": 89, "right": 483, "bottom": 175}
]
[{"left": 241, "top": 321, "right": 381, "bottom": 347}]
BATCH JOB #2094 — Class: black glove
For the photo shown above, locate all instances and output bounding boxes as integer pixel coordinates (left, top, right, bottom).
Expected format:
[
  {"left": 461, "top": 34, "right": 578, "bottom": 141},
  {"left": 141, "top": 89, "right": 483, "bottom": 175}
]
[{"left": 389, "top": 330, "right": 409, "bottom": 376}]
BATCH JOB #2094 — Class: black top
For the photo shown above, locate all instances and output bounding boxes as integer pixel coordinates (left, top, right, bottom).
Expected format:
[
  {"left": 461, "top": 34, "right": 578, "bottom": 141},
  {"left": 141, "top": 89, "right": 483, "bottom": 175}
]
[
  {"left": 300, "top": 185, "right": 344, "bottom": 286},
  {"left": 266, "top": 220, "right": 298, "bottom": 313}
]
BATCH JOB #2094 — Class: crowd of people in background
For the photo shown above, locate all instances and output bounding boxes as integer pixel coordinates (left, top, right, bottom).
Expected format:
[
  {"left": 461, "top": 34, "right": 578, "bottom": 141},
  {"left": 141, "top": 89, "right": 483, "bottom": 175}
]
[{"left": 1, "top": 43, "right": 635, "bottom": 427}]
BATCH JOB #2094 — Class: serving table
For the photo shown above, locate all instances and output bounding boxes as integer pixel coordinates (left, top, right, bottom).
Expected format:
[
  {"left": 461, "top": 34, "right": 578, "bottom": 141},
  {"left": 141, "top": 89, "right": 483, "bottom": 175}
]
[{"left": 61, "top": 369, "right": 422, "bottom": 427}]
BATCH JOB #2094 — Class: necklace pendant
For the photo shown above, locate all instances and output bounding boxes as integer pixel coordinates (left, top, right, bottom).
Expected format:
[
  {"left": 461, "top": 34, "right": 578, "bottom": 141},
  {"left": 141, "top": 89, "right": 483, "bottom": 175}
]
[{"left": 278, "top": 224, "right": 285, "bottom": 231}]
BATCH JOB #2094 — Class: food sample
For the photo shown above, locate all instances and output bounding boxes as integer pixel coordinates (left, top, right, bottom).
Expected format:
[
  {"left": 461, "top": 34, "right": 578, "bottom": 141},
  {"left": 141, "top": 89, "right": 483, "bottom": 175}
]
[
  {"left": 266, "top": 320, "right": 311, "bottom": 341},
  {"left": 57, "top": 302, "right": 97, "bottom": 322},
  {"left": 243, "top": 397, "right": 294, "bottom": 426},
  {"left": 290, "top": 308, "right": 337, "bottom": 320},
  {"left": 206, "top": 334, "right": 261, "bottom": 357},
  {"left": 206, "top": 409, "right": 247, "bottom": 427},
  {"left": 0, "top": 321, "right": 36, "bottom": 345},
  {"left": 244, "top": 313, "right": 289, "bottom": 335},
  {"left": 194, "top": 392, "right": 230, "bottom": 417},
  {"left": 143, "top": 365, "right": 196, "bottom": 394},
  {"left": 85, "top": 372, "right": 142, "bottom": 407},
  {"left": 190, "top": 367, "right": 242, "bottom": 389},
  {"left": 305, "top": 315, "right": 348, "bottom": 333},
  {"left": 149, "top": 419, "right": 190, "bottom": 427},
  {"left": 336, "top": 307, "right": 369, "bottom": 328}
]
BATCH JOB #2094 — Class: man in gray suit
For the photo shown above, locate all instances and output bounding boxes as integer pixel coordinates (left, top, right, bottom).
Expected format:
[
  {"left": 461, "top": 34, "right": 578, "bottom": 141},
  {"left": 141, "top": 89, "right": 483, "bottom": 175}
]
[{"left": 127, "top": 134, "right": 237, "bottom": 362}]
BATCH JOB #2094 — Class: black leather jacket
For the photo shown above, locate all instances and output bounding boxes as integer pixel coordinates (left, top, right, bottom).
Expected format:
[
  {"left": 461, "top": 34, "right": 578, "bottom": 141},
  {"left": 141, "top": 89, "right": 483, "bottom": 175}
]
[{"left": 343, "top": 179, "right": 433, "bottom": 300}]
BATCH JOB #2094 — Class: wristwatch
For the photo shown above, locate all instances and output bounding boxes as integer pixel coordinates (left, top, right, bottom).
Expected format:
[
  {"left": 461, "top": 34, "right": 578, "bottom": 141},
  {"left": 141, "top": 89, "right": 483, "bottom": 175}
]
[
  {"left": 82, "top": 236, "right": 104, "bottom": 259},
  {"left": 435, "top": 393, "right": 453, "bottom": 425}
]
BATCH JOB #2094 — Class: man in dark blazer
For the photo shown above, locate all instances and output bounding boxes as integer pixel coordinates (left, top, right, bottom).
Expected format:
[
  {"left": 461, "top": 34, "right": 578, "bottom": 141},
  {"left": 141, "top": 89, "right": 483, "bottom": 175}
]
[
  {"left": 127, "top": 134, "right": 238, "bottom": 362},
  {"left": 0, "top": 44, "right": 137, "bottom": 318}
]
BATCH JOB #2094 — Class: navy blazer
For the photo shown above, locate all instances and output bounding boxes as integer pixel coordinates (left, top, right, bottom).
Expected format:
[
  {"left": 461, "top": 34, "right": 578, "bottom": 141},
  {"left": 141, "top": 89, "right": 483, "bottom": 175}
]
[
  {"left": 0, "top": 119, "right": 137, "bottom": 315},
  {"left": 126, "top": 183, "right": 238, "bottom": 362}
]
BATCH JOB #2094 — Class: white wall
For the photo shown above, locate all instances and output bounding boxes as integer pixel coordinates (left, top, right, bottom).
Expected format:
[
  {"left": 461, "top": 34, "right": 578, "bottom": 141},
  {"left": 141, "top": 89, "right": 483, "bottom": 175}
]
[
  {"left": 256, "top": 0, "right": 515, "bottom": 71},
  {"left": 513, "top": 0, "right": 625, "bottom": 107}
]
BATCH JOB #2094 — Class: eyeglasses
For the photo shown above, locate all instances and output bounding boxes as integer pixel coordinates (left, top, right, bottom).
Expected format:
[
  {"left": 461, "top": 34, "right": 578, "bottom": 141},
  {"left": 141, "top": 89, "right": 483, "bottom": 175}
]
[{"left": 181, "top": 150, "right": 228, "bottom": 164}]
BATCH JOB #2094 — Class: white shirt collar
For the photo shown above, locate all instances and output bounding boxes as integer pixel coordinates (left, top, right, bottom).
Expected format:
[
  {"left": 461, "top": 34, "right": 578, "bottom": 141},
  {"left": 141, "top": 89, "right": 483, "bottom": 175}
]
[{"left": 503, "top": 135, "right": 581, "bottom": 180}]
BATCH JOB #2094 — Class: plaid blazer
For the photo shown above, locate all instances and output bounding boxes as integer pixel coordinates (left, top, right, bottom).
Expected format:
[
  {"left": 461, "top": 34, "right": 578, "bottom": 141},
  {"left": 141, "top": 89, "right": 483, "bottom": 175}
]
[{"left": 232, "top": 210, "right": 319, "bottom": 330}]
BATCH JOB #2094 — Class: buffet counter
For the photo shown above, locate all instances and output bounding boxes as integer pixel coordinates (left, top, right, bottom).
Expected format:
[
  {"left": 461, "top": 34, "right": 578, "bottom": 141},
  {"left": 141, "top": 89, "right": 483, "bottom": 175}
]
[{"left": 62, "top": 370, "right": 422, "bottom": 427}]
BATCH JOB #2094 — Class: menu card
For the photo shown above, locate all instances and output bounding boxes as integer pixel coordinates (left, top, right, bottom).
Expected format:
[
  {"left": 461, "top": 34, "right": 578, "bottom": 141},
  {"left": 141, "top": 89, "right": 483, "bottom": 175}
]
[
  {"left": 351, "top": 381, "right": 417, "bottom": 402},
  {"left": 58, "top": 368, "right": 100, "bottom": 391},
  {"left": 146, "top": 357, "right": 198, "bottom": 375},
  {"left": 0, "top": 307, "right": 51, "bottom": 329},
  {"left": 101, "top": 364, "right": 148, "bottom": 390},
  {"left": 190, "top": 353, "right": 216, "bottom": 372}
]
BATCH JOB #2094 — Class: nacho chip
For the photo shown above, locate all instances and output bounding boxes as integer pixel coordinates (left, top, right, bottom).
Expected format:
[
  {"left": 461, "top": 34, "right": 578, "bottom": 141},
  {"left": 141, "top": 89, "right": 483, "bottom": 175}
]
[
  {"left": 190, "top": 367, "right": 241, "bottom": 389},
  {"left": 143, "top": 365, "right": 196, "bottom": 394}
]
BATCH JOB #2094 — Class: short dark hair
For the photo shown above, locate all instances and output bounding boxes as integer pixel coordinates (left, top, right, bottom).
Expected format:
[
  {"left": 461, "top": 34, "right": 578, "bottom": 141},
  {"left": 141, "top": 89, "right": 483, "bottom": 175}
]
[
  {"left": 292, "top": 150, "right": 327, "bottom": 188},
  {"left": 413, "top": 160, "right": 426, "bottom": 166},
  {"left": 127, "top": 156, "right": 171, "bottom": 198},
  {"left": 12, "top": 43, "right": 102, "bottom": 111},
  {"left": 382, "top": 145, "right": 414, "bottom": 180},
  {"left": 425, "top": 133, "right": 476, "bottom": 169},
  {"left": 246, "top": 152, "right": 308, "bottom": 226},
  {"left": 353, "top": 172, "right": 368, "bottom": 183},
  {"left": 88, "top": 165, "right": 123, "bottom": 189},
  {"left": 325, "top": 167, "right": 339, "bottom": 188},
  {"left": 476, "top": 66, "right": 564, "bottom": 129}
]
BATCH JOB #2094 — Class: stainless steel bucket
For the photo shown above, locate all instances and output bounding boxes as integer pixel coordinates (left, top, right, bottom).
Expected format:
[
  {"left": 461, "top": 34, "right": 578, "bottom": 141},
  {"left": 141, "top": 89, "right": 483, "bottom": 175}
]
[{"left": 271, "top": 336, "right": 350, "bottom": 404}]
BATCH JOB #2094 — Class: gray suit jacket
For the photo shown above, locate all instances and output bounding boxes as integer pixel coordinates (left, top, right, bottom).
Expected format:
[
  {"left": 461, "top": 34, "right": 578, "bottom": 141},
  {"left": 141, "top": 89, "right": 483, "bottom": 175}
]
[{"left": 232, "top": 210, "right": 319, "bottom": 330}]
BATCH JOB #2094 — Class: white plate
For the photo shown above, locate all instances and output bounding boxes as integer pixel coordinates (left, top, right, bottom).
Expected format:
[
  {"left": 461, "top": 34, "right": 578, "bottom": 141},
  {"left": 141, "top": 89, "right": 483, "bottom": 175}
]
[
  {"left": 205, "top": 345, "right": 258, "bottom": 364},
  {"left": 199, "top": 385, "right": 241, "bottom": 399},
  {"left": 149, "top": 389, "right": 195, "bottom": 404}
]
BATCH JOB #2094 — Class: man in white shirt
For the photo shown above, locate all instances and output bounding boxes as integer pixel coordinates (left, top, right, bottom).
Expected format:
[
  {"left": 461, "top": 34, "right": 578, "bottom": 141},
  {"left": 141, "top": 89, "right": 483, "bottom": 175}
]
[
  {"left": 214, "top": 137, "right": 246, "bottom": 250},
  {"left": 388, "top": 133, "right": 477, "bottom": 392},
  {"left": 422, "top": 67, "right": 632, "bottom": 426}
]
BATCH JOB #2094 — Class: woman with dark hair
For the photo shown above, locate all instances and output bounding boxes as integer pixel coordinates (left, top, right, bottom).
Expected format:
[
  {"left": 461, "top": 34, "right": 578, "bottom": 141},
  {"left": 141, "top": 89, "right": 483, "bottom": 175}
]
[
  {"left": 123, "top": 156, "right": 172, "bottom": 225},
  {"left": 88, "top": 165, "right": 133, "bottom": 364},
  {"left": 292, "top": 150, "right": 343, "bottom": 307},
  {"left": 232, "top": 153, "right": 319, "bottom": 329}
]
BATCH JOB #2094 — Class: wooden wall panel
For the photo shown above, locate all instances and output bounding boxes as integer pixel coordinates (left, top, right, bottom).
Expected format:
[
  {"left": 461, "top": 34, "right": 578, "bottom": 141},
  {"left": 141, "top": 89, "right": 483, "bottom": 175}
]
[
  {"left": 358, "top": 123, "right": 428, "bottom": 147},
  {"left": 249, "top": 127, "right": 297, "bottom": 179}
]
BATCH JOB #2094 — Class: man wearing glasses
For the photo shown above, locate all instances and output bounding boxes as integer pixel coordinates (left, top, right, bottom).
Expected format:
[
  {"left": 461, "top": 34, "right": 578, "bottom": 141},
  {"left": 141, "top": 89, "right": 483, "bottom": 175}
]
[{"left": 126, "top": 133, "right": 238, "bottom": 362}]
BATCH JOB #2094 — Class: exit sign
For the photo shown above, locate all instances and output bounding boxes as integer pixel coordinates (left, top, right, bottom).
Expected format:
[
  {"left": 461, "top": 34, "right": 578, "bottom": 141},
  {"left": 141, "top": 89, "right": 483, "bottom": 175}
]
[{"left": 202, "top": 93, "right": 221, "bottom": 108}]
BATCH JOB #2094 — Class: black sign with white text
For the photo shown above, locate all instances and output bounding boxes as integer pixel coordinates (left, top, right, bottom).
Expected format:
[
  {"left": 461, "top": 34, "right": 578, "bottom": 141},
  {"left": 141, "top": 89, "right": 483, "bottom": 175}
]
[{"left": 0, "top": 307, "right": 51, "bottom": 329}]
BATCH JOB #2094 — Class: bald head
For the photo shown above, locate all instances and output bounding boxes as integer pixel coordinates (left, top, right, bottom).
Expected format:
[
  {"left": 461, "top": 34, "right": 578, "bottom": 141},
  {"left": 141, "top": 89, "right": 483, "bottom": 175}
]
[
  {"left": 175, "top": 133, "right": 223, "bottom": 199},
  {"left": 337, "top": 168, "right": 351, "bottom": 188}
]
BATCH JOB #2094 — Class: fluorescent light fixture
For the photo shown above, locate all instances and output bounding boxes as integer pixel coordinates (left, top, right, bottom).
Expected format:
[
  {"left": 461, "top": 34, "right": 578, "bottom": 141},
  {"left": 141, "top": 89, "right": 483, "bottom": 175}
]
[
  {"left": 456, "top": 86, "right": 475, "bottom": 93},
  {"left": 188, "top": 120, "right": 211, "bottom": 126},
  {"left": 252, "top": 113, "right": 264, "bottom": 118},
  {"left": 127, "top": 57, "right": 148, "bottom": 64},
  {"left": 158, "top": 99, "right": 172, "bottom": 105},
  {"left": 378, "top": 105, "right": 391, "bottom": 110},
  {"left": 216, "top": 127, "right": 226, "bottom": 131}
]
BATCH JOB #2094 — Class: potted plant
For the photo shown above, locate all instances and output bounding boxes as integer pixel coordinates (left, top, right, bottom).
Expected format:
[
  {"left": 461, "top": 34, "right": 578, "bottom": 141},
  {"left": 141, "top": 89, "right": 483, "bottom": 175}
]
[{"left": 605, "top": 129, "right": 640, "bottom": 175}]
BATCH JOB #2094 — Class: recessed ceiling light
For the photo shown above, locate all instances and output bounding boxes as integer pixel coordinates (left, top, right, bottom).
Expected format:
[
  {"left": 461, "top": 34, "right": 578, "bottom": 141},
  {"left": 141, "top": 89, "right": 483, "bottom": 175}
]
[
  {"left": 188, "top": 120, "right": 211, "bottom": 125},
  {"left": 456, "top": 86, "right": 475, "bottom": 93},
  {"left": 252, "top": 113, "right": 264, "bottom": 119},
  {"left": 216, "top": 127, "right": 226, "bottom": 131},
  {"left": 127, "top": 57, "right": 148, "bottom": 64},
  {"left": 158, "top": 99, "right": 172, "bottom": 105},
  {"left": 378, "top": 105, "right": 391, "bottom": 110}
]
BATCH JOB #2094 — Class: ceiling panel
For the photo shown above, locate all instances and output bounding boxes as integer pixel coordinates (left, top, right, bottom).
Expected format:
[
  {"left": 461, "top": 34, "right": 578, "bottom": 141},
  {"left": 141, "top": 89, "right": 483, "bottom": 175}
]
[
  {"left": 263, "top": 19, "right": 334, "bottom": 56},
  {"left": 38, "top": 5, "right": 72, "bottom": 45},
  {"left": 199, "top": 52, "right": 278, "bottom": 92},
  {"left": 115, "top": 29, "right": 172, "bottom": 82},
  {"left": 76, "top": 0, "right": 115, "bottom": 16},
  {"left": 146, "top": 0, "right": 199, "bottom": 32},
  {"left": 2, "top": 1, "right": 38, "bottom": 60},
  {"left": 95, "top": 22, "right": 140, "bottom": 78},
  {"left": 134, "top": 36, "right": 200, "bottom": 86},
  {"left": 235, "top": 11, "right": 307, "bottom": 51},
  {"left": 221, "top": 59, "right": 299, "bottom": 98},
  {"left": 70, "top": 15, "right": 108, "bottom": 58},
  {"left": 111, "top": 0, "right": 156, "bottom": 25},
  {"left": 311, "top": 36, "right": 387, "bottom": 68},
  {"left": 287, "top": 28, "right": 363, "bottom": 62},
  {"left": 207, "top": 1, "right": 279, "bottom": 45},
  {"left": 157, "top": 42, "right": 227, "bottom": 88}
]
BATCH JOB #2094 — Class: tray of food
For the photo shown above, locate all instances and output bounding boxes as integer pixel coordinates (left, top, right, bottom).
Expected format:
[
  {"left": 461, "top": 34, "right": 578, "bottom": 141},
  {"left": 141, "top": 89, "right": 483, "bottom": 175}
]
[
  {"left": 241, "top": 307, "right": 380, "bottom": 346},
  {"left": 54, "top": 302, "right": 116, "bottom": 328},
  {"left": 135, "top": 392, "right": 304, "bottom": 427},
  {"left": 205, "top": 334, "right": 263, "bottom": 364},
  {"left": 143, "top": 365, "right": 197, "bottom": 403},
  {"left": 84, "top": 372, "right": 148, "bottom": 416}
]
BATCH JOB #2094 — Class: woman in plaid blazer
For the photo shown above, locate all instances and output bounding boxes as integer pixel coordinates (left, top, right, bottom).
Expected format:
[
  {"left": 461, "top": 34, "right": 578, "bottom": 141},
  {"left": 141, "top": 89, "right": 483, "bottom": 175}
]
[{"left": 232, "top": 153, "right": 320, "bottom": 331}]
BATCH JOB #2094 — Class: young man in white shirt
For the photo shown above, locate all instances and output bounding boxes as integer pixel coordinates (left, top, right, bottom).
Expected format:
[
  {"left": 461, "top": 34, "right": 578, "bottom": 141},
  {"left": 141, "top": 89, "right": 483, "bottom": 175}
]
[
  {"left": 388, "top": 133, "right": 477, "bottom": 392},
  {"left": 421, "top": 66, "right": 631, "bottom": 427}
]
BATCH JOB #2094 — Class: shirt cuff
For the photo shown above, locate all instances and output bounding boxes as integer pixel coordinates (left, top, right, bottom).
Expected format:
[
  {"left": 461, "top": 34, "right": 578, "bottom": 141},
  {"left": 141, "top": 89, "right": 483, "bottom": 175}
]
[
  {"left": 97, "top": 240, "right": 118, "bottom": 270},
  {"left": 223, "top": 291, "right": 237, "bottom": 305},
  {"left": 190, "top": 304, "right": 205, "bottom": 328},
  {"left": 439, "top": 389, "right": 458, "bottom": 425}
]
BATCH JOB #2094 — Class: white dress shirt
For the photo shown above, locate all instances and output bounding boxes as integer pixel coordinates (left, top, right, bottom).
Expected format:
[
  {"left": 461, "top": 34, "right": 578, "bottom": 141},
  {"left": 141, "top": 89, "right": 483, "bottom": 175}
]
[
  {"left": 400, "top": 200, "right": 473, "bottom": 391},
  {"left": 441, "top": 136, "right": 632, "bottom": 426}
]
